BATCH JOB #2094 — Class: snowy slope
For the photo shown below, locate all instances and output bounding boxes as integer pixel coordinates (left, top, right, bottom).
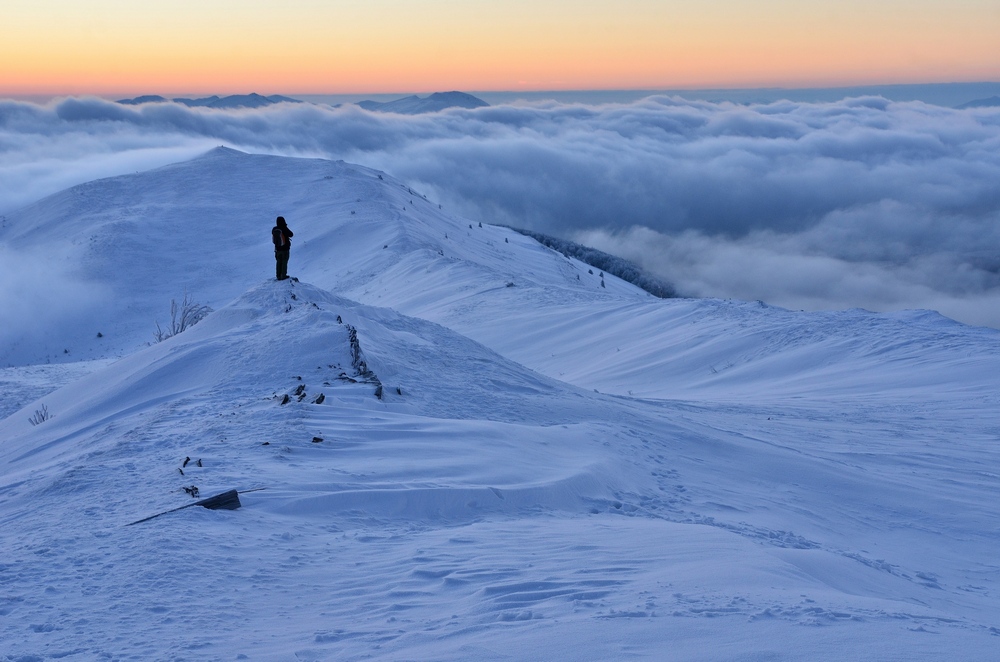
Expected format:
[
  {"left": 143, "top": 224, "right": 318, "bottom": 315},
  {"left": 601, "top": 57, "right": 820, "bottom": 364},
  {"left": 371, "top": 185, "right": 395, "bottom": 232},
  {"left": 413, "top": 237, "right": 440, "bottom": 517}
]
[
  {"left": 0, "top": 147, "right": 644, "bottom": 367},
  {"left": 2, "top": 149, "right": 1000, "bottom": 660}
]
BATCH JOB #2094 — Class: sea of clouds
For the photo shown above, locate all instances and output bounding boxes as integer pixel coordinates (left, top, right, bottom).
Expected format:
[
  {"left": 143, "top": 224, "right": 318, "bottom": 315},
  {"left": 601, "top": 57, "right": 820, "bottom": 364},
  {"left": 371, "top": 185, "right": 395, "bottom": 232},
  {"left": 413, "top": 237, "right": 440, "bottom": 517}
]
[{"left": 1, "top": 95, "right": 999, "bottom": 327}]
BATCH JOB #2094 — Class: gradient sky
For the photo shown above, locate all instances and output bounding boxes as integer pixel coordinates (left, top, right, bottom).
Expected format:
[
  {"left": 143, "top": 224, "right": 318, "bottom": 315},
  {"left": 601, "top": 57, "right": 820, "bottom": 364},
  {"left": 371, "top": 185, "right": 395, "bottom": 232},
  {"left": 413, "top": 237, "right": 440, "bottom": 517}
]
[{"left": 2, "top": 0, "right": 999, "bottom": 96}]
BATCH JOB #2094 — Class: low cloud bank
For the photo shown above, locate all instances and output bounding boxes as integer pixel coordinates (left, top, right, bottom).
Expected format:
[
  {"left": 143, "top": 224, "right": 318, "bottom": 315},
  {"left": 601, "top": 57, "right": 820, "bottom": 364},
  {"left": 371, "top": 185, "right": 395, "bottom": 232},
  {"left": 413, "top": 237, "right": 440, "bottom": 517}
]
[
  {"left": 0, "top": 243, "right": 111, "bottom": 365},
  {"left": 2, "top": 95, "right": 999, "bottom": 327}
]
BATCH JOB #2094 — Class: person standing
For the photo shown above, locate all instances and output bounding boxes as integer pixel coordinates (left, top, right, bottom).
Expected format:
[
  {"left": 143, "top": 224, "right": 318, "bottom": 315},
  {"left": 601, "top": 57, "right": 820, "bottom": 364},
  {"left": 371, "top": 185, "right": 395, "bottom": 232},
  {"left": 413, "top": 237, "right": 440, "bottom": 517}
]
[{"left": 272, "top": 216, "right": 294, "bottom": 280}]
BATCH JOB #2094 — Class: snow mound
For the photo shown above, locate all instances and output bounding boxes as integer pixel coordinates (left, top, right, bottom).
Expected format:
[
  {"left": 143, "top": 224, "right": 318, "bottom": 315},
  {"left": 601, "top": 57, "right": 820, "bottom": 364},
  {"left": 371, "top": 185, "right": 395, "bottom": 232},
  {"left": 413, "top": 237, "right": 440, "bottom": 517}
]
[{"left": 1, "top": 278, "right": 619, "bottom": 522}]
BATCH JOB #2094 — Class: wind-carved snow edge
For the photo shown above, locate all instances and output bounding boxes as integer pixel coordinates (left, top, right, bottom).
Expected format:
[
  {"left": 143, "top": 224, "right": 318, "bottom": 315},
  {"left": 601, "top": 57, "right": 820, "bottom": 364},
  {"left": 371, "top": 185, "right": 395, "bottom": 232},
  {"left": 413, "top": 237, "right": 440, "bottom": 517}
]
[{"left": 346, "top": 323, "right": 384, "bottom": 400}]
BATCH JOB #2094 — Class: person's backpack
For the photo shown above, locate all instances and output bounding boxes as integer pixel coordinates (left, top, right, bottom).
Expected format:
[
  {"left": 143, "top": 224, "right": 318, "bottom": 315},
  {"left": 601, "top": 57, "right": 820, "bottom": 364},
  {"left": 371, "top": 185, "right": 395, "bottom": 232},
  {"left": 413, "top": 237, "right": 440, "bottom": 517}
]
[{"left": 272, "top": 227, "right": 286, "bottom": 248}]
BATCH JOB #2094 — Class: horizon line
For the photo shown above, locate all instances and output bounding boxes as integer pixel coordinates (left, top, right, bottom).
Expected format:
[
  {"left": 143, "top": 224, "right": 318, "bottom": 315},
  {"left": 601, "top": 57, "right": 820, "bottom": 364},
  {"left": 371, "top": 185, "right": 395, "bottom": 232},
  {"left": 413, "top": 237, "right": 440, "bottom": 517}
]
[
  {"left": 0, "top": 80, "right": 1000, "bottom": 106},
  {"left": 4, "top": 80, "right": 1000, "bottom": 103}
]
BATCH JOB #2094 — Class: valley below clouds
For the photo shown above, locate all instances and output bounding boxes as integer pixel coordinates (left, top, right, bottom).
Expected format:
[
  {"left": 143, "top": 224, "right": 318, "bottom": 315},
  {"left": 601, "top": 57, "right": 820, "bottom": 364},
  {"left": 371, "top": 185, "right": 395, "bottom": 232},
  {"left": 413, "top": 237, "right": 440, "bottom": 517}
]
[{"left": 2, "top": 94, "right": 998, "bottom": 327}]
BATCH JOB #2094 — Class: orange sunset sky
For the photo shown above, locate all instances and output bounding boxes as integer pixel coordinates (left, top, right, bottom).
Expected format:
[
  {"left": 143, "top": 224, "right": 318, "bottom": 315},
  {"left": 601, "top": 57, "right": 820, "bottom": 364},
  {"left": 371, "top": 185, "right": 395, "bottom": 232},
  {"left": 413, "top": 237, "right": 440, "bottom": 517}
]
[{"left": 2, "top": 0, "right": 999, "bottom": 97}]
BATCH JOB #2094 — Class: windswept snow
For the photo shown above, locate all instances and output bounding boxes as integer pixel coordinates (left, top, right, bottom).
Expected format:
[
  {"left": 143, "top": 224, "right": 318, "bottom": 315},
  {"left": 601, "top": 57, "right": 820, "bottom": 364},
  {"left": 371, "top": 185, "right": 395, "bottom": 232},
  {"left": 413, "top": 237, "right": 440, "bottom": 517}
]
[{"left": 1, "top": 148, "right": 999, "bottom": 660}]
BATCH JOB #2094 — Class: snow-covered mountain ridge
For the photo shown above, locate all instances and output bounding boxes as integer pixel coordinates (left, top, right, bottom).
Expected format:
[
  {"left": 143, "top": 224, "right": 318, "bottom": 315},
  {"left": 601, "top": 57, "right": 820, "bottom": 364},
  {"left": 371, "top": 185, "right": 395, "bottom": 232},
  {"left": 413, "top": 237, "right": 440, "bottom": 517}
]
[
  {"left": 2, "top": 148, "right": 999, "bottom": 659},
  {"left": 4, "top": 147, "right": 993, "bottom": 404},
  {"left": 0, "top": 147, "right": 649, "bottom": 368}
]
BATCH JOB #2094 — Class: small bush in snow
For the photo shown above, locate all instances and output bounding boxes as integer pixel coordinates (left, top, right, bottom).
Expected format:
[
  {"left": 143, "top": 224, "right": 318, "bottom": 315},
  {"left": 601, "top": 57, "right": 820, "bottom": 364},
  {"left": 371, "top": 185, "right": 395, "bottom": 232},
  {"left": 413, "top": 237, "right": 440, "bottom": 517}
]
[
  {"left": 154, "top": 293, "right": 213, "bottom": 342},
  {"left": 28, "top": 404, "right": 51, "bottom": 426}
]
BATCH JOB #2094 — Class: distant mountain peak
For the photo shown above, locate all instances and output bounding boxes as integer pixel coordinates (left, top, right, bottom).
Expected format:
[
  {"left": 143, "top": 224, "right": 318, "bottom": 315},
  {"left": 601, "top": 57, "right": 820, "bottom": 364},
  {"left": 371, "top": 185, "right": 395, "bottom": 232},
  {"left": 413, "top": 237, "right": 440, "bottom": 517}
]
[
  {"left": 426, "top": 91, "right": 486, "bottom": 103},
  {"left": 117, "top": 93, "right": 302, "bottom": 109},
  {"left": 957, "top": 95, "right": 1000, "bottom": 109},
  {"left": 356, "top": 91, "right": 489, "bottom": 114},
  {"left": 116, "top": 91, "right": 486, "bottom": 113},
  {"left": 117, "top": 94, "right": 169, "bottom": 105},
  {"left": 197, "top": 145, "right": 246, "bottom": 159}
]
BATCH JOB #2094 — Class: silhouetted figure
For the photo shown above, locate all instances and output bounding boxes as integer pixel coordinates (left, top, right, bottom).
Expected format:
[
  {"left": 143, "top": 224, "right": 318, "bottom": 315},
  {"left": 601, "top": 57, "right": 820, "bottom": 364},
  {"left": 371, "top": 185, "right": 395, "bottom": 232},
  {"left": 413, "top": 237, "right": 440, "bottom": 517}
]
[{"left": 272, "top": 216, "right": 294, "bottom": 280}]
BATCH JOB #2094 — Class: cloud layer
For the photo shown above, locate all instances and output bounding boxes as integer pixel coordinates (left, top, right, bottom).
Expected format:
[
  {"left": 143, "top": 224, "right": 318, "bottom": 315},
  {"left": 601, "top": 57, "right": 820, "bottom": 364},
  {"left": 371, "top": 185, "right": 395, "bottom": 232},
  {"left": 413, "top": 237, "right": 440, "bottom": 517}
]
[{"left": 2, "top": 95, "right": 999, "bottom": 327}]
